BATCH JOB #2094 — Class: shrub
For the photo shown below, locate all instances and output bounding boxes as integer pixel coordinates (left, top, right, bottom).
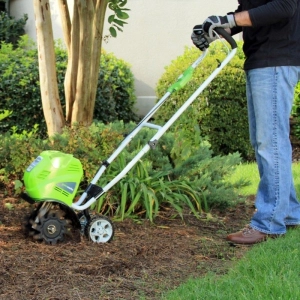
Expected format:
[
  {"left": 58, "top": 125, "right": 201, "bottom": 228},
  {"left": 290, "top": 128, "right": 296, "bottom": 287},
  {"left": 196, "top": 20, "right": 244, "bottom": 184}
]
[
  {"left": 0, "top": 125, "right": 46, "bottom": 192},
  {"left": 0, "top": 121, "right": 246, "bottom": 219},
  {"left": 0, "top": 122, "right": 124, "bottom": 189},
  {"left": 0, "top": 109, "right": 11, "bottom": 121},
  {"left": 0, "top": 37, "right": 137, "bottom": 136},
  {"left": 95, "top": 155, "right": 203, "bottom": 222},
  {"left": 49, "top": 122, "right": 124, "bottom": 182},
  {"left": 95, "top": 51, "right": 138, "bottom": 123},
  {"left": 0, "top": 38, "right": 45, "bottom": 135},
  {"left": 0, "top": 12, "right": 27, "bottom": 47},
  {"left": 290, "top": 82, "right": 300, "bottom": 142},
  {"left": 291, "top": 82, "right": 300, "bottom": 117},
  {"left": 155, "top": 41, "right": 254, "bottom": 161}
]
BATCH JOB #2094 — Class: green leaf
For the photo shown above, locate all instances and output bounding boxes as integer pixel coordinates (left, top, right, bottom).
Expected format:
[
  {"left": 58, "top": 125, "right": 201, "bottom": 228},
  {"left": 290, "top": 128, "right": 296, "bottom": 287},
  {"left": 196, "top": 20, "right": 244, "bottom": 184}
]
[
  {"left": 120, "top": 182, "right": 128, "bottom": 220},
  {"left": 116, "top": 10, "right": 129, "bottom": 20},
  {"left": 109, "top": 26, "right": 117, "bottom": 37},
  {"left": 94, "top": 195, "right": 106, "bottom": 213},
  {"left": 108, "top": 3, "right": 117, "bottom": 10},
  {"left": 119, "top": 0, "right": 128, "bottom": 8},
  {"left": 113, "top": 19, "right": 127, "bottom": 27},
  {"left": 126, "top": 190, "right": 142, "bottom": 215},
  {"left": 108, "top": 15, "right": 115, "bottom": 24},
  {"left": 0, "top": 110, "right": 12, "bottom": 121},
  {"left": 14, "top": 179, "right": 23, "bottom": 192}
]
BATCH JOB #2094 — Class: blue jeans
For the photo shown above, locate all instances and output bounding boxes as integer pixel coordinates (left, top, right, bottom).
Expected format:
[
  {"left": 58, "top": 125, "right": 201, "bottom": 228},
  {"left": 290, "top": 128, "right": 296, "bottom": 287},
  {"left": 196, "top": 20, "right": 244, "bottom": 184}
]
[{"left": 246, "top": 66, "right": 300, "bottom": 234}]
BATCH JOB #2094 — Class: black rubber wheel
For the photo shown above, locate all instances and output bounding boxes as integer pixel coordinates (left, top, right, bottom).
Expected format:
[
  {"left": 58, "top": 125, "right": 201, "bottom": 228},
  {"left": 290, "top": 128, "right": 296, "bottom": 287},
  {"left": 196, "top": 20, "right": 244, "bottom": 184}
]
[
  {"left": 28, "top": 208, "right": 68, "bottom": 245},
  {"left": 39, "top": 211, "right": 66, "bottom": 243}
]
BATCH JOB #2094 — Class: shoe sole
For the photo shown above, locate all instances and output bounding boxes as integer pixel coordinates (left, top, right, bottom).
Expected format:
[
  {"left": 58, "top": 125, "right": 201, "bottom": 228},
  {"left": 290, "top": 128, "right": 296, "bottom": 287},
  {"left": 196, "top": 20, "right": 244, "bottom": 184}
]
[{"left": 227, "top": 234, "right": 283, "bottom": 247}]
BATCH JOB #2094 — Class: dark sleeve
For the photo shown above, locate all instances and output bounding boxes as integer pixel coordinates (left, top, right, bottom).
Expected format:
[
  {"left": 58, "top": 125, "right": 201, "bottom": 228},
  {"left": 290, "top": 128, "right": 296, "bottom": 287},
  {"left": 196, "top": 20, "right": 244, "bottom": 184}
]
[
  {"left": 249, "top": 0, "right": 298, "bottom": 27},
  {"left": 230, "top": 26, "right": 242, "bottom": 36}
]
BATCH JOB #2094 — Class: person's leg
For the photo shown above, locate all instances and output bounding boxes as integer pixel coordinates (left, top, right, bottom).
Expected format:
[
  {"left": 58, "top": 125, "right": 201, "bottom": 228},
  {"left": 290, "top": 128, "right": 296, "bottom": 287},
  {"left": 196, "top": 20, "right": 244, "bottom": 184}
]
[
  {"left": 282, "top": 67, "right": 300, "bottom": 226},
  {"left": 228, "top": 66, "right": 300, "bottom": 243},
  {"left": 285, "top": 183, "right": 300, "bottom": 225},
  {"left": 248, "top": 66, "right": 300, "bottom": 234}
]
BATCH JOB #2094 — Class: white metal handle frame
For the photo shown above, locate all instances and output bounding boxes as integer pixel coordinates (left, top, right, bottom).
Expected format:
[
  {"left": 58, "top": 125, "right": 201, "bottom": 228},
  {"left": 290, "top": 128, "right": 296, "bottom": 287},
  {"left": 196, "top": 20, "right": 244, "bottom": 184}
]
[{"left": 72, "top": 28, "right": 237, "bottom": 211}]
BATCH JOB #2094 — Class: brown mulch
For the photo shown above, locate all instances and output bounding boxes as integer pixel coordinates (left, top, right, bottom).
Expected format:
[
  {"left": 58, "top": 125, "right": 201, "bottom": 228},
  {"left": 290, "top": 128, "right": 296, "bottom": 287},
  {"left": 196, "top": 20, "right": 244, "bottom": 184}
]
[
  {"left": 0, "top": 194, "right": 254, "bottom": 300},
  {"left": 1, "top": 144, "right": 300, "bottom": 300}
]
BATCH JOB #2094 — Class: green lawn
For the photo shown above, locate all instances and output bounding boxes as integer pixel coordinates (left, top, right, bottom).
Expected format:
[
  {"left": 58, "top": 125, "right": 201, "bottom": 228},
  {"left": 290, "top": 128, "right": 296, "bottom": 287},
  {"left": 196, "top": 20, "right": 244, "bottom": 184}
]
[
  {"left": 161, "top": 162, "right": 300, "bottom": 300},
  {"left": 161, "top": 228, "right": 300, "bottom": 300},
  {"left": 228, "top": 162, "right": 300, "bottom": 196}
]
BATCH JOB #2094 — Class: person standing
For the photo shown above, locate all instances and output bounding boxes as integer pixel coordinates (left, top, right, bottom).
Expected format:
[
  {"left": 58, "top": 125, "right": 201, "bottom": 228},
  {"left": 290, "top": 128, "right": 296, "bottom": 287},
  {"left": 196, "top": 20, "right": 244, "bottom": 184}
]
[{"left": 191, "top": 0, "right": 300, "bottom": 245}]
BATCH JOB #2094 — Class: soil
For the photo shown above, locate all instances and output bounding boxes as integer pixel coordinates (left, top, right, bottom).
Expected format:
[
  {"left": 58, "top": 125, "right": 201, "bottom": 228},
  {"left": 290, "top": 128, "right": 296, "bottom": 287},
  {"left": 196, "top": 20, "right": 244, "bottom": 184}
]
[
  {"left": 1, "top": 145, "right": 300, "bottom": 300},
  {"left": 0, "top": 196, "right": 255, "bottom": 300}
]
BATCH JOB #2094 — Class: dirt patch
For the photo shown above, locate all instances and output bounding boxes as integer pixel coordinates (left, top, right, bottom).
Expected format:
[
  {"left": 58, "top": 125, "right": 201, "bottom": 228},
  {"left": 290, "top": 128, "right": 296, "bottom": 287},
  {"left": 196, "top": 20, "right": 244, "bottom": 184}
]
[{"left": 0, "top": 193, "right": 255, "bottom": 300}]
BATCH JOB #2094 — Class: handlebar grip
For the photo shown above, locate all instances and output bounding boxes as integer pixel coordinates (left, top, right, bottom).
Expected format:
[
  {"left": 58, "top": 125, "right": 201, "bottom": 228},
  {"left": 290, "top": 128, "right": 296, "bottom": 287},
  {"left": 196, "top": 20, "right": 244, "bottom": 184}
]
[{"left": 214, "top": 28, "right": 237, "bottom": 50}]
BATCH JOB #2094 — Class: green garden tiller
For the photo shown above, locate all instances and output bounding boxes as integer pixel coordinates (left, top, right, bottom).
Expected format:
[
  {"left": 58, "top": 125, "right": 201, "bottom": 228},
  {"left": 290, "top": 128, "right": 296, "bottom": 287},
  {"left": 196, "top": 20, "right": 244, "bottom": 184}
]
[{"left": 22, "top": 28, "right": 237, "bottom": 244}]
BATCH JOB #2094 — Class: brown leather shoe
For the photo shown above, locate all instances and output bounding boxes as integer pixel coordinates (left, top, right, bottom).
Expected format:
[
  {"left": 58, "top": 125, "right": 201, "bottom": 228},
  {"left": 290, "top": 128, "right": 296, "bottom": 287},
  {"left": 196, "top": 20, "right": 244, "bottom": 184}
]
[{"left": 227, "top": 226, "right": 269, "bottom": 245}]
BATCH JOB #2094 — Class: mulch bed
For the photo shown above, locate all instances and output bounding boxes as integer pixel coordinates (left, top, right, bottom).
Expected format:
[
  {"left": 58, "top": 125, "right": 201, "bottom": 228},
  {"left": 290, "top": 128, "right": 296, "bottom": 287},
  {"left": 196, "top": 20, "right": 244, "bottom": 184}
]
[
  {"left": 1, "top": 143, "right": 299, "bottom": 300},
  {"left": 0, "top": 195, "right": 254, "bottom": 300}
]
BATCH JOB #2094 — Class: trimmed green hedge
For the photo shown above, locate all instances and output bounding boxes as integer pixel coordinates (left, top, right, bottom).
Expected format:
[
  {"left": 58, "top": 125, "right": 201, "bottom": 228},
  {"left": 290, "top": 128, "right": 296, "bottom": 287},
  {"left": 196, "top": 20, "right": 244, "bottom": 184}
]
[
  {"left": 0, "top": 12, "right": 27, "bottom": 47},
  {"left": 0, "top": 37, "right": 137, "bottom": 137},
  {"left": 155, "top": 41, "right": 254, "bottom": 160}
]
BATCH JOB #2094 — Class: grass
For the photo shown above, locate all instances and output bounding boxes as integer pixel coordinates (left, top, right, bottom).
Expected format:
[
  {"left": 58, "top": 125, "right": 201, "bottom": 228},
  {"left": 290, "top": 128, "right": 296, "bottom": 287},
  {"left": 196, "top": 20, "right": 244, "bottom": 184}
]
[
  {"left": 161, "top": 162, "right": 300, "bottom": 300},
  {"left": 227, "top": 162, "right": 259, "bottom": 196},
  {"left": 228, "top": 162, "right": 300, "bottom": 196},
  {"left": 161, "top": 229, "right": 300, "bottom": 300}
]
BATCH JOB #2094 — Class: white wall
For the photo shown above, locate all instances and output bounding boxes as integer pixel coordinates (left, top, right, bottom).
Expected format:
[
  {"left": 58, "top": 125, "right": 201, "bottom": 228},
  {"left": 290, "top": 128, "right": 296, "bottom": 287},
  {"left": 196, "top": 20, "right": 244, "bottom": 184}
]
[
  {"left": 10, "top": 0, "right": 238, "bottom": 115},
  {"left": 10, "top": 0, "right": 67, "bottom": 41}
]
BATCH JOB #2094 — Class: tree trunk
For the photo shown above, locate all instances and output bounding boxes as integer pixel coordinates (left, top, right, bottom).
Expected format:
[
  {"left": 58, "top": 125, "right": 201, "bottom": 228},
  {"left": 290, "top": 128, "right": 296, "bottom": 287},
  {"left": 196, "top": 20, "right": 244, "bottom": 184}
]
[
  {"left": 61, "top": 0, "right": 108, "bottom": 126},
  {"left": 88, "top": 0, "right": 108, "bottom": 116},
  {"left": 71, "top": 0, "right": 94, "bottom": 125},
  {"left": 57, "top": 0, "right": 71, "bottom": 53},
  {"left": 64, "top": 1, "right": 80, "bottom": 123},
  {"left": 33, "top": 0, "right": 65, "bottom": 136}
]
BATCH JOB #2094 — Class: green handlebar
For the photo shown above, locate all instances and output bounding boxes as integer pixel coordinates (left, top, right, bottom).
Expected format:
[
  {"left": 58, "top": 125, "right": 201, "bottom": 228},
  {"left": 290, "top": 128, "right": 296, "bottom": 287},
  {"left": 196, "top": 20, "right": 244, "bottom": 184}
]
[
  {"left": 166, "top": 28, "right": 236, "bottom": 94},
  {"left": 167, "top": 66, "right": 194, "bottom": 93}
]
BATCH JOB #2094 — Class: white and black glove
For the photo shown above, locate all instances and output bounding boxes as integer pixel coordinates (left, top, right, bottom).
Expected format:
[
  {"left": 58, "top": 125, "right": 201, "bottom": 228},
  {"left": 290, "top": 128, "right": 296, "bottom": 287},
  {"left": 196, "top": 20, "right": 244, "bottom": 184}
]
[
  {"left": 202, "top": 14, "right": 236, "bottom": 38},
  {"left": 191, "top": 25, "right": 216, "bottom": 51}
]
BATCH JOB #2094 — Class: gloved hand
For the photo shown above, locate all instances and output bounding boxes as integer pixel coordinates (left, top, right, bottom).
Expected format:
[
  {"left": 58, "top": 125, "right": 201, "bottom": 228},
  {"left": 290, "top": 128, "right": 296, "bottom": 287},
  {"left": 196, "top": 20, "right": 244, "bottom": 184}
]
[
  {"left": 202, "top": 14, "right": 236, "bottom": 38},
  {"left": 191, "top": 24, "right": 216, "bottom": 51}
]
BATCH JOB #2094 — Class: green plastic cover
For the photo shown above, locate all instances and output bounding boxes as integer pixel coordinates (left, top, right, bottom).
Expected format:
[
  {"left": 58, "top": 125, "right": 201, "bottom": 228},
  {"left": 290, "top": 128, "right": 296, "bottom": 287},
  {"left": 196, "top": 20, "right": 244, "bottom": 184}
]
[{"left": 23, "top": 150, "right": 83, "bottom": 206}]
